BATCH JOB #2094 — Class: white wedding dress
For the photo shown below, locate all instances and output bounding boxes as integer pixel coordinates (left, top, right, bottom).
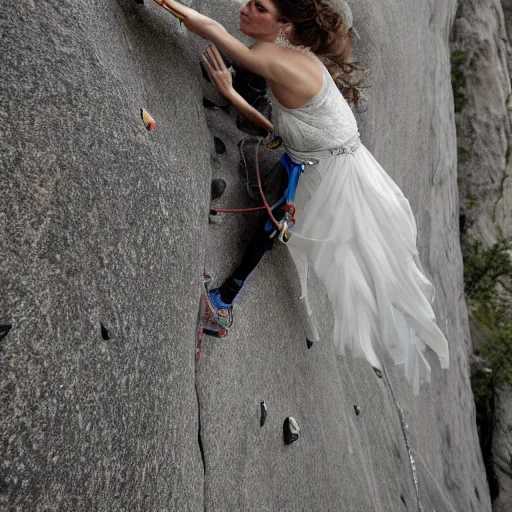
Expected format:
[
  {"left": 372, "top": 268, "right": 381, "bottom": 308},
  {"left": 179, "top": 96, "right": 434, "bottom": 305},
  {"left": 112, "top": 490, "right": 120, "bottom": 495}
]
[{"left": 268, "top": 54, "right": 449, "bottom": 394}]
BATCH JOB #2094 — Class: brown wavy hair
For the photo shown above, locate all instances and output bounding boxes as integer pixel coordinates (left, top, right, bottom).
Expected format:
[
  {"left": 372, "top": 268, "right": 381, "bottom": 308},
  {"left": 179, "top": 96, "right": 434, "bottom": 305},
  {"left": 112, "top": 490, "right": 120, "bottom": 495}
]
[{"left": 272, "top": 0, "right": 369, "bottom": 107}]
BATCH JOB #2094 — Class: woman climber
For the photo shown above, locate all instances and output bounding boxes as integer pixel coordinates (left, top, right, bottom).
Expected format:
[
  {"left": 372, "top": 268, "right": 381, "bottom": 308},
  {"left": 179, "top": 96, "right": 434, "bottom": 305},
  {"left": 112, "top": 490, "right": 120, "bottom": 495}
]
[{"left": 153, "top": 0, "right": 450, "bottom": 394}]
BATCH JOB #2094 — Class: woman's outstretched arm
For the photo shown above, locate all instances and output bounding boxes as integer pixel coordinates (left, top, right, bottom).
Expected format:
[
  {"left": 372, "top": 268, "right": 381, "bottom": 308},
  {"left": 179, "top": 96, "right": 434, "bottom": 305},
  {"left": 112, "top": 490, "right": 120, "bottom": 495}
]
[
  {"left": 156, "top": 2, "right": 274, "bottom": 133},
  {"left": 154, "top": 1, "right": 275, "bottom": 81}
]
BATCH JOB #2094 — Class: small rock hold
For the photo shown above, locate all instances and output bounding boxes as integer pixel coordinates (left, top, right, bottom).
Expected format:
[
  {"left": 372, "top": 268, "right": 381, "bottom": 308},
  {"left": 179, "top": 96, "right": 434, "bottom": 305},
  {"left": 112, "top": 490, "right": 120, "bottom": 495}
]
[
  {"left": 100, "top": 323, "right": 111, "bottom": 341},
  {"left": 373, "top": 367, "right": 383, "bottom": 379},
  {"left": 0, "top": 321, "right": 12, "bottom": 342},
  {"left": 214, "top": 137, "right": 226, "bottom": 154},
  {"left": 354, "top": 405, "right": 361, "bottom": 416},
  {"left": 211, "top": 179, "right": 226, "bottom": 200},
  {"left": 283, "top": 416, "right": 300, "bottom": 445},
  {"left": 260, "top": 401, "right": 268, "bottom": 427},
  {"left": 306, "top": 338, "right": 314, "bottom": 349}
]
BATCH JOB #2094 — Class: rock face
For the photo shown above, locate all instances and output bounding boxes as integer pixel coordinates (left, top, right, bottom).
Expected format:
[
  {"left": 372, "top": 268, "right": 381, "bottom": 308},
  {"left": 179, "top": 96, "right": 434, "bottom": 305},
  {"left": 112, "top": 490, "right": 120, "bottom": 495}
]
[
  {"left": 451, "top": 1, "right": 512, "bottom": 509},
  {"left": 493, "top": 383, "right": 512, "bottom": 512},
  {"left": 451, "top": 0, "right": 512, "bottom": 244},
  {"left": 498, "top": 5, "right": 512, "bottom": 511},
  {"left": 0, "top": 1, "right": 490, "bottom": 511}
]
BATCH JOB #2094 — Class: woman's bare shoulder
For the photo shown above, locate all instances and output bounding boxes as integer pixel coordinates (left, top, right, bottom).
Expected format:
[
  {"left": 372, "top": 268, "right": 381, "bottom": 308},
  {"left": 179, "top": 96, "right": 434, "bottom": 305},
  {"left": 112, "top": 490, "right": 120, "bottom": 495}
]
[
  {"left": 250, "top": 43, "right": 324, "bottom": 109},
  {"left": 251, "top": 42, "right": 323, "bottom": 84}
]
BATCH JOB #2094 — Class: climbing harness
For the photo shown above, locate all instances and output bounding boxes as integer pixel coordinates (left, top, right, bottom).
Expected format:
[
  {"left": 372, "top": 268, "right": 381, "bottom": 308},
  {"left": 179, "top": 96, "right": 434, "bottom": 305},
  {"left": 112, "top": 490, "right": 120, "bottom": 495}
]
[
  {"left": 210, "top": 132, "right": 361, "bottom": 240},
  {"left": 210, "top": 133, "right": 305, "bottom": 244}
]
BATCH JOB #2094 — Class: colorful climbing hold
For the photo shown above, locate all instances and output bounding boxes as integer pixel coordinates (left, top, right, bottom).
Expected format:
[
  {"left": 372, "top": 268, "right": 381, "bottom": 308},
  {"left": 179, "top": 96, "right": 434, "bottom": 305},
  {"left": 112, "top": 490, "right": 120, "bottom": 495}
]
[
  {"left": 156, "top": 0, "right": 185, "bottom": 22},
  {"left": 141, "top": 109, "right": 155, "bottom": 131},
  {"left": 354, "top": 405, "right": 361, "bottom": 416}
]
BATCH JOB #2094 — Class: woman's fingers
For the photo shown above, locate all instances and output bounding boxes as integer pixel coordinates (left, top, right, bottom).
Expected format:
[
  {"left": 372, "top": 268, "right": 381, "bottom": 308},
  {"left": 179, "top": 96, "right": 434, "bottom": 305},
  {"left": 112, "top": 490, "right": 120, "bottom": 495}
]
[
  {"left": 201, "top": 55, "right": 214, "bottom": 76},
  {"left": 204, "top": 45, "right": 227, "bottom": 72},
  {"left": 201, "top": 55, "right": 219, "bottom": 85},
  {"left": 202, "top": 46, "right": 233, "bottom": 97},
  {"left": 210, "top": 45, "right": 227, "bottom": 71},
  {"left": 203, "top": 48, "right": 216, "bottom": 71}
]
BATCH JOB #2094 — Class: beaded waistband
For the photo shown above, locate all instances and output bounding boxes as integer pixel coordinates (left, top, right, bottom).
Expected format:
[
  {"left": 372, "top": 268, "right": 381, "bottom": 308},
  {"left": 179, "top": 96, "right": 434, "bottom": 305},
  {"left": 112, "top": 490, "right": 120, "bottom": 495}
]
[
  {"left": 329, "top": 134, "right": 362, "bottom": 155},
  {"left": 286, "top": 131, "right": 362, "bottom": 165}
]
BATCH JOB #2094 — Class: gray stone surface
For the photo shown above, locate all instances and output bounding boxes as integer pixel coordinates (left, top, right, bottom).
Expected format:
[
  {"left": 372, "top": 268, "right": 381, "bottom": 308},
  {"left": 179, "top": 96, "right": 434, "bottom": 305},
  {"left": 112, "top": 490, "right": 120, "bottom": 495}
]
[
  {"left": 496, "top": 5, "right": 512, "bottom": 512},
  {"left": 1, "top": 0, "right": 490, "bottom": 511},
  {"left": 0, "top": 1, "right": 206, "bottom": 510},
  {"left": 452, "top": 0, "right": 512, "bottom": 244},
  {"left": 494, "top": 385, "right": 512, "bottom": 512},
  {"left": 453, "top": 2, "right": 512, "bottom": 509}
]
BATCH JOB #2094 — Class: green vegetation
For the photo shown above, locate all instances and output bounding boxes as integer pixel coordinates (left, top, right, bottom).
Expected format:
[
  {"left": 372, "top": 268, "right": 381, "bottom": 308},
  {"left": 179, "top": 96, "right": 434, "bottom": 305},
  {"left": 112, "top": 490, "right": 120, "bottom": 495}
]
[
  {"left": 464, "top": 238, "right": 512, "bottom": 304},
  {"left": 507, "top": 94, "right": 512, "bottom": 114},
  {"left": 471, "top": 302, "right": 512, "bottom": 411},
  {"left": 464, "top": 237, "right": 512, "bottom": 406},
  {"left": 468, "top": 195, "right": 478, "bottom": 209},
  {"left": 464, "top": 237, "right": 512, "bottom": 500},
  {"left": 451, "top": 51, "right": 468, "bottom": 113},
  {"left": 464, "top": 237, "right": 512, "bottom": 425}
]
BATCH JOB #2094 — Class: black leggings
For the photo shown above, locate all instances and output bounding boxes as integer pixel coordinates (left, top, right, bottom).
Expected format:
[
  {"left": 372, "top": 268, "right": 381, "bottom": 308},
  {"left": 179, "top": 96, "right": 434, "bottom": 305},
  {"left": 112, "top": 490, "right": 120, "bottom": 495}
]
[{"left": 217, "top": 205, "right": 285, "bottom": 304}]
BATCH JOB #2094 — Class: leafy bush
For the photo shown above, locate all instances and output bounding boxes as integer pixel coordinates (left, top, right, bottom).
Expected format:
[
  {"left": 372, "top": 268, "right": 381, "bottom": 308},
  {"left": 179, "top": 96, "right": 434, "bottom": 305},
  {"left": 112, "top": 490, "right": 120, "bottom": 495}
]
[
  {"left": 463, "top": 236, "right": 512, "bottom": 413},
  {"left": 463, "top": 238, "right": 512, "bottom": 306},
  {"left": 464, "top": 237, "right": 512, "bottom": 500}
]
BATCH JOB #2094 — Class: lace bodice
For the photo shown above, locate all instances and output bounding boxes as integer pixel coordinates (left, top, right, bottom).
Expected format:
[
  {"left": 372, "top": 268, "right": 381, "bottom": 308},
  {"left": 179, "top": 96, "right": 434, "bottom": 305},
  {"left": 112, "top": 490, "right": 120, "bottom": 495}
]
[{"left": 268, "top": 55, "right": 359, "bottom": 153}]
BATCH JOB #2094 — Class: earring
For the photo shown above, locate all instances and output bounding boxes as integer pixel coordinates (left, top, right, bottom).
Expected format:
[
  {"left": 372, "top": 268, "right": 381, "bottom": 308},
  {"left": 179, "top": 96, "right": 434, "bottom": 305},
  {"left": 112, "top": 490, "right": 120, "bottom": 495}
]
[
  {"left": 274, "top": 27, "right": 289, "bottom": 47},
  {"left": 274, "top": 27, "right": 311, "bottom": 53}
]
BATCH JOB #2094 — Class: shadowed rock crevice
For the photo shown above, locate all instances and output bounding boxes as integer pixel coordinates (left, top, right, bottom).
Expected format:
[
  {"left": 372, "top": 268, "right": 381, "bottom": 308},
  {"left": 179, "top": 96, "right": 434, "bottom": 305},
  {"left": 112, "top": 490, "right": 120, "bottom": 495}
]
[{"left": 196, "top": 381, "right": 207, "bottom": 477}]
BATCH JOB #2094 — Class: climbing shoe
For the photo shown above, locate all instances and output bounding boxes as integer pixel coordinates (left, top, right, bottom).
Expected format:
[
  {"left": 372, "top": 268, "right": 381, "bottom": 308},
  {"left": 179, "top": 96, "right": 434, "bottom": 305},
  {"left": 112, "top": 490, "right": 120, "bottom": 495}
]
[
  {"left": 206, "top": 289, "right": 233, "bottom": 329},
  {"left": 202, "top": 302, "right": 229, "bottom": 338},
  {"left": 201, "top": 276, "right": 233, "bottom": 337}
]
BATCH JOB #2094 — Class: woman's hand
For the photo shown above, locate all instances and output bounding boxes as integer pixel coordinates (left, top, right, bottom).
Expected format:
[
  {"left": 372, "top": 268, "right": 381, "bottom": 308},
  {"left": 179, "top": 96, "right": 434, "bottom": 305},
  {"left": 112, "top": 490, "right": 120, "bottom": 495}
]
[
  {"left": 154, "top": 1, "right": 217, "bottom": 39},
  {"left": 202, "top": 45, "right": 236, "bottom": 100}
]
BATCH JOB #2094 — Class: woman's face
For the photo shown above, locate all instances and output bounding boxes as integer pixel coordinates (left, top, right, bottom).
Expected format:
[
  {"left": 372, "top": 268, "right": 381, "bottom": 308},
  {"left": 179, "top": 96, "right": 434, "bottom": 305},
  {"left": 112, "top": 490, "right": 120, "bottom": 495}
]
[{"left": 239, "top": 0, "right": 286, "bottom": 42}]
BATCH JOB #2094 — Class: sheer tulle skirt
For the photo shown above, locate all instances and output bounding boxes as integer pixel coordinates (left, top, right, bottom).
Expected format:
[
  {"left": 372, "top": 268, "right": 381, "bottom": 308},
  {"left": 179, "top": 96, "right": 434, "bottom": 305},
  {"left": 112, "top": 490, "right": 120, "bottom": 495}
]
[{"left": 287, "top": 143, "right": 449, "bottom": 395}]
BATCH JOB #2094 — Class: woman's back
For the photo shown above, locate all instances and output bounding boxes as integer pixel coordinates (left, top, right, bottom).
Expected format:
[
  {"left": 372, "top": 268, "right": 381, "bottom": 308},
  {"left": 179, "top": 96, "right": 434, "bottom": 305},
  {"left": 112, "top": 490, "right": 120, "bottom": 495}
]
[{"left": 268, "top": 55, "right": 359, "bottom": 153}]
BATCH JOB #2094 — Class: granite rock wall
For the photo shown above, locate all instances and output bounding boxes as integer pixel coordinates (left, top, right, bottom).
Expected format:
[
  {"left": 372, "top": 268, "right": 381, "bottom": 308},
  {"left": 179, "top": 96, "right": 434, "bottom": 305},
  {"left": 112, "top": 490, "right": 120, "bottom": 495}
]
[
  {"left": 0, "top": 1, "right": 490, "bottom": 511},
  {"left": 451, "top": 2, "right": 512, "bottom": 509}
]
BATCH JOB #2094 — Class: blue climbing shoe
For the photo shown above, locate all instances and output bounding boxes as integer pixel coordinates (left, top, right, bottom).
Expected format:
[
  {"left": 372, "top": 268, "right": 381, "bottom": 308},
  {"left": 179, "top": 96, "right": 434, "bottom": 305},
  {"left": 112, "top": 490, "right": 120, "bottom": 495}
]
[{"left": 206, "top": 289, "right": 233, "bottom": 329}]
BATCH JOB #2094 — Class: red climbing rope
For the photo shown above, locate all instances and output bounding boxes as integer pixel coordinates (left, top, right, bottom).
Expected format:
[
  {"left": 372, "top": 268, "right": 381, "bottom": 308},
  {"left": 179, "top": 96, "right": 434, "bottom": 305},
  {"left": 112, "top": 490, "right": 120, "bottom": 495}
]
[
  {"left": 210, "top": 138, "right": 282, "bottom": 230},
  {"left": 210, "top": 206, "right": 267, "bottom": 213},
  {"left": 255, "top": 138, "right": 282, "bottom": 231}
]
